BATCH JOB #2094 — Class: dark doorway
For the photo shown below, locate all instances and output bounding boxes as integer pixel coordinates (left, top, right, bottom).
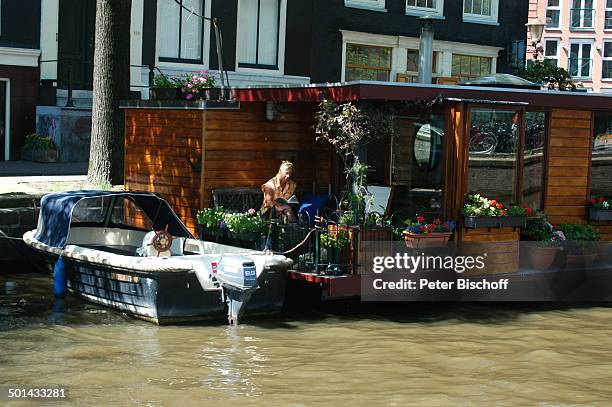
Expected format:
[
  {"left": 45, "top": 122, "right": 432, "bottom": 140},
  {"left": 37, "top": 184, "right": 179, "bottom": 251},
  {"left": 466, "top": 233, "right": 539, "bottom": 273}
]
[
  {"left": 58, "top": 0, "right": 96, "bottom": 91},
  {"left": 0, "top": 81, "right": 6, "bottom": 161}
]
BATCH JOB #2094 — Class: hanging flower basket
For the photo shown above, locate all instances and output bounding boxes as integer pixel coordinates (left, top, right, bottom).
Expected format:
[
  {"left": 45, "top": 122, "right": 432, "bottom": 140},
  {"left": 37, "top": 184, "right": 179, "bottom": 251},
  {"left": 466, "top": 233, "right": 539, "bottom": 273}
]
[{"left": 403, "top": 231, "right": 452, "bottom": 249}]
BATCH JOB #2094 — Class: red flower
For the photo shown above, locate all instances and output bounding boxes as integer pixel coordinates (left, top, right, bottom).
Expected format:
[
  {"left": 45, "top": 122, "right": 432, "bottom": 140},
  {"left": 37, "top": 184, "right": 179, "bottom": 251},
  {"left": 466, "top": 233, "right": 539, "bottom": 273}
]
[
  {"left": 490, "top": 200, "right": 497, "bottom": 207},
  {"left": 496, "top": 203, "right": 503, "bottom": 210},
  {"left": 427, "top": 224, "right": 437, "bottom": 232},
  {"left": 525, "top": 207, "right": 533, "bottom": 216},
  {"left": 502, "top": 209, "right": 507, "bottom": 215},
  {"left": 600, "top": 197, "right": 605, "bottom": 203},
  {"left": 420, "top": 225, "right": 428, "bottom": 232},
  {"left": 417, "top": 216, "right": 425, "bottom": 223},
  {"left": 590, "top": 198, "right": 597, "bottom": 205},
  {"left": 434, "top": 218, "right": 441, "bottom": 225}
]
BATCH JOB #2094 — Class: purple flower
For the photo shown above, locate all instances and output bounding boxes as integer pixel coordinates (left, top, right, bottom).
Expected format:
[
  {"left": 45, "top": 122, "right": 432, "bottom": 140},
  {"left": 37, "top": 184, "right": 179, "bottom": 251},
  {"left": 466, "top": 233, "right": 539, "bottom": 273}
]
[
  {"left": 248, "top": 208, "right": 256, "bottom": 216},
  {"left": 187, "top": 83, "right": 193, "bottom": 89},
  {"left": 186, "top": 93, "right": 193, "bottom": 100},
  {"left": 219, "top": 221, "right": 227, "bottom": 229}
]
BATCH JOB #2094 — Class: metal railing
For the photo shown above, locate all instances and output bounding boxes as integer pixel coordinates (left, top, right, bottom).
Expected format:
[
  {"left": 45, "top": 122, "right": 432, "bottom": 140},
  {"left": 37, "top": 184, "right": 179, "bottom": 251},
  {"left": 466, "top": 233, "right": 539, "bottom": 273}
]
[{"left": 570, "top": 8, "right": 595, "bottom": 29}]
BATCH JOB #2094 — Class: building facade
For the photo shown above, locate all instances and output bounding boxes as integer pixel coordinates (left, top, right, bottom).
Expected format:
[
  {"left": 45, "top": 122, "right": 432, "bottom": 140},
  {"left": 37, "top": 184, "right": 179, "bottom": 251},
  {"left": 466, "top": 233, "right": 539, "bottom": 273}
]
[
  {"left": 528, "top": 0, "right": 612, "bottom": 92},
  {"left": 0, "top": 0, "right": 41, "bottom": 161}
]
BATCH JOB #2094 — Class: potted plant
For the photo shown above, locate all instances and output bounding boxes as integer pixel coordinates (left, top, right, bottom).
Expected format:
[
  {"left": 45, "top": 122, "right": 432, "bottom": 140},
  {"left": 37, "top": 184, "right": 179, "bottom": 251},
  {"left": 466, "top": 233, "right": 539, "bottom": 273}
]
[
  {"left": 588, "top": 196, "right": 612, "bottom": 221},
  {"left": 520, "top": 213, "right": 562, "bottom": 270},
  {"left": 21, "top": 133, "right": 58, "bottom": 162},
  {"left": 320, "top": 230, "right": 351, "bottom": 275},
  {"left": 462, "top": 194, "right": 530, "bottom": 228},
  {"left": 150, "top": 72, "right": 181, "bottom": 100},
  {"left": 403, "top": 216, "right": 455, "bottom": 249},
  {"left": 223, "top": 209, "right": 269, "bottom": 250},
  {"left": 180, "top": 71, "right": 217, "bottom": 101},
  {"left": 196, "top": 207, "right": 227, "bottom": 242},
  {"left": 556, "top": 224, "right": 600, "bottom": 269}
]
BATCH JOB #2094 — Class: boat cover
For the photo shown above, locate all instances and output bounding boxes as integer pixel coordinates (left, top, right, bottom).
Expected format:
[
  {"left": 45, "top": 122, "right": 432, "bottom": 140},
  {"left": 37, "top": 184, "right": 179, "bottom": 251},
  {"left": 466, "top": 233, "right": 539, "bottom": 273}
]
[{"left": 34, "top": 191, "right": 193, "bottom": 248}]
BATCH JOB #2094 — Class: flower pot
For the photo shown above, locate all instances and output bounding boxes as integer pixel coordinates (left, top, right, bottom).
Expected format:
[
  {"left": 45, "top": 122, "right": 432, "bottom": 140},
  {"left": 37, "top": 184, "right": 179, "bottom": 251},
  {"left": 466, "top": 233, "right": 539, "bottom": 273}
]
[
  {"left": 588, "top": 207, "right": 612, "bottom": 221},
  {"left": 403, "top": 231, "right": 452, "bottom": 249},
  {"left": 522, "top": 245, "right": 560, "bottom": 270},
  {"left": 150, "top": 87, "right": 181, "bottom": 100},
  {"left": 182, "top": 88, "right": 220, "bottom": 101},
  {"left": 463, "top": 216, "right": 526, "bottom": 229}
]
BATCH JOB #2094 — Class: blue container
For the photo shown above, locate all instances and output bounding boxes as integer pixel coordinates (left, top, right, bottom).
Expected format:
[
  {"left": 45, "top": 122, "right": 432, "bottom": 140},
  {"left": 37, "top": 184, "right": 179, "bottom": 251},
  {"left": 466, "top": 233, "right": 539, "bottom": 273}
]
[{"left": 53, "top": 257, "right": 68, "bottom": 298}]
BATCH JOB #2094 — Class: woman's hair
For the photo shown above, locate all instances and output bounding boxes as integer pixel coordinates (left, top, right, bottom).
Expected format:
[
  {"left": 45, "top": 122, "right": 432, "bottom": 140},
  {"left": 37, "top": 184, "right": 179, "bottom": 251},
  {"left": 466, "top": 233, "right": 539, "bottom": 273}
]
[{"left": 279, "top": 161, "right": 294, "bottom": 174}]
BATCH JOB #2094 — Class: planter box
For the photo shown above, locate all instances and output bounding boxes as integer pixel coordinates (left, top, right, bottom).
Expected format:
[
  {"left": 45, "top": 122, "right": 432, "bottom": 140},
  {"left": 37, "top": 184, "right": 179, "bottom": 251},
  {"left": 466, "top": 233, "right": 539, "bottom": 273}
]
[
  {"left": 150, "top": 87, "right": 181, "bottom": 100},
  {"left": 21, "top": 147, "right": 58, "bottom": 163},
  {"left": 588, "top": 207, "right": 612, "bottom": 221},
  {"left": 463, "top": 216, "right": 526, "bottom": 229},
  {"left": 403, "top": 231, "right": 452, "bottom": 249},
  {"left": 182, "top": 88, "right": 222, "bottom": 101}
]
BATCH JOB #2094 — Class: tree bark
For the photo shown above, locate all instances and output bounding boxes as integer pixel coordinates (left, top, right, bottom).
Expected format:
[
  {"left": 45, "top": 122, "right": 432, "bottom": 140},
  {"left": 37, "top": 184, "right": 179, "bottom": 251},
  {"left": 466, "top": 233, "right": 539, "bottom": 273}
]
[{"left": 88, "top": 0, "right": 131, "bottom": 185}]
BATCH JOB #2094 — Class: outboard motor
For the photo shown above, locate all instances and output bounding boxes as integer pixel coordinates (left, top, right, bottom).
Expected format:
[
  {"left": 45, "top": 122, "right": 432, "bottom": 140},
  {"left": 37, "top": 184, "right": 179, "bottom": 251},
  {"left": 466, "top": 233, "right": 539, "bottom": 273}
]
[{"left": 216, "top": 255, "right": 259, "bottom": 324}]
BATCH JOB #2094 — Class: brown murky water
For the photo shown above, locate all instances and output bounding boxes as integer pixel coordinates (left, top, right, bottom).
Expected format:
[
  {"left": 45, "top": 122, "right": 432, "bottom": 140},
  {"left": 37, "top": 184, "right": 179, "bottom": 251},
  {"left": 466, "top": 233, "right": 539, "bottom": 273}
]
[{"left": 1, "top": 272, "right": 611, "bottom": 406}]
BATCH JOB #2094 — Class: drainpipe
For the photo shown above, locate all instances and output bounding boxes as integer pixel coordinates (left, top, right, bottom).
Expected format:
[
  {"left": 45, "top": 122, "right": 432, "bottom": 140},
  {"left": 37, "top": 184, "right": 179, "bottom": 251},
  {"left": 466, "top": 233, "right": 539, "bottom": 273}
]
[{"left": 417, "top": 16, "right": 435, "bottom": 84}]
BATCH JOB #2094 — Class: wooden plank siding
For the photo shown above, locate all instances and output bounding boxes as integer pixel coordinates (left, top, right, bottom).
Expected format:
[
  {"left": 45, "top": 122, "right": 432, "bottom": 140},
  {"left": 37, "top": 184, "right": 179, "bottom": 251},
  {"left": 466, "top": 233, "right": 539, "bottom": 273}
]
[
  {"left": 461, "top": 227, "right": 520, "bottom": 274},
  {"left": 544, "top": 109, "right": 593, "bottom": 225},
  {"left": 124, "top": 102, "right": 332, "bottom": 234}
]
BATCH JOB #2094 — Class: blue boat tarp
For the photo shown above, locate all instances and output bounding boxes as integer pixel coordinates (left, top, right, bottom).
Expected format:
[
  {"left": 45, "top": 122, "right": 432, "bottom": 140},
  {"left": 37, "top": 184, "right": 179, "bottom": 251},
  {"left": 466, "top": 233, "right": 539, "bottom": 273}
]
[{"left": 34, "top": 191, "right": 193, "bottom": 248}]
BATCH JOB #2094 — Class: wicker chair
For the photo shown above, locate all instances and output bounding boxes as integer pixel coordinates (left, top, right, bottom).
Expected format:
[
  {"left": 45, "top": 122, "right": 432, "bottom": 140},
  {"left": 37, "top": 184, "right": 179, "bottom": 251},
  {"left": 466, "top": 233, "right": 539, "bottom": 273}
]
[{"left": 212, "top": 187, "right": 263, "bottom": 213}]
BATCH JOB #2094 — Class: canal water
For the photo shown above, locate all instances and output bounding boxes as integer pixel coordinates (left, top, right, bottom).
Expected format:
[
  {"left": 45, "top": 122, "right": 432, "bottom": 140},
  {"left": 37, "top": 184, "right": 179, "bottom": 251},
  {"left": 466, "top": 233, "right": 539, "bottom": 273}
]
[{"left": 1, "top": 272, "right": 611, "bottom": 406}]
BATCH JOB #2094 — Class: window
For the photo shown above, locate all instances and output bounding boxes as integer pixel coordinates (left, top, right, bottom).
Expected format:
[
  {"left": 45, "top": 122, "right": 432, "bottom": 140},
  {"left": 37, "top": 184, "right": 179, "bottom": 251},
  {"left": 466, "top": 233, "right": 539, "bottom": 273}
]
[
  {"left": 451, "top": 54, "right": 492, "bottom": 81},
  {"left": 406, "top": 49, "right": 438, "bottom": 74},
  {"left": 237, "top": 0, "right": 281, "bottom": 69},
  {"left": 507, "top": 40, "right": 526, "bottom": 70},
  {"left": 546, "top": 0, "right": 561, "bottom": 28},
  {"left": 523, "top": 112, "right": 547, "bottom": 210},
  {"left": 467, "top": 109, "right": 520, "bottom": 204},
  {"left": 544, "top": 39, "right": 560, "bottom": 67},
  {"left": 591, "top": 113, "right": 612, "bottom": 197},
  {"left": 606, "top": 0, "right": 612, "bottom": 29},
  {"left": 604, "top": 42, "right": 612, "bottom": 79},
  {"left": 570, "top": 0, "right": 594, "bottom": 29},
  {"left": 406, "top": 0, "right": 443, "bottom": 16},
  {"left": 345, "top": 43, "right": 392, "bottom": 81},
  {"left": 159, "top": 0, "right": 204, "bottom": 62},
  {"left": 345, "top": 0, "right": 386, "bottom": 11},
  {"left": 463, "top": 0, "right": 498, "bottom": 24},
  {"left": 110, "top": 197, "right": 154, "bottom": 231},
  {"left": 568, "top": 40, "right": 593, "bottom": 78}
]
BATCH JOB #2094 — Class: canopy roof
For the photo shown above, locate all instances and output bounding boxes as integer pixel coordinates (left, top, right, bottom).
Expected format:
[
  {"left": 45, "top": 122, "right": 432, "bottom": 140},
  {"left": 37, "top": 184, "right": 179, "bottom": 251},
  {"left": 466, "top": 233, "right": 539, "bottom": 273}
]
[
  {"left": 34, "top": 191, "right": 193, "bottom": 248},
  {"left": 458, "top": 74, "right": 541, "bottom": 90}
]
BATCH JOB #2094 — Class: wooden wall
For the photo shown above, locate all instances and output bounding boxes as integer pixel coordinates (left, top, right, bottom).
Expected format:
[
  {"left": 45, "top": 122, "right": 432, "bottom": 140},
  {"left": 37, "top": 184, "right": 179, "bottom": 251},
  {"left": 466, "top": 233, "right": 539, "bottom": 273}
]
[
  {"left": 202, "top": 102, "right": 333, "bottom": 208},
  {"left": 544, "top": 109, "right": 592, "bottom": 225},
  {"left": 124, "top": 102, "right": 333, "bottom": 234},
  {"left": 125, "top": 109, "right": 203, "bottom": 232}
]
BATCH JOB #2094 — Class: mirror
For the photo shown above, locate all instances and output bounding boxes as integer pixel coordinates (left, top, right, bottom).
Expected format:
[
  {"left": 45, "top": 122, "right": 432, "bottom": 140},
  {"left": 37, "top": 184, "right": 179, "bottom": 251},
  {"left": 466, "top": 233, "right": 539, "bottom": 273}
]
[{"left": 414, "top": 123, "right": 441, "bottom": 170}]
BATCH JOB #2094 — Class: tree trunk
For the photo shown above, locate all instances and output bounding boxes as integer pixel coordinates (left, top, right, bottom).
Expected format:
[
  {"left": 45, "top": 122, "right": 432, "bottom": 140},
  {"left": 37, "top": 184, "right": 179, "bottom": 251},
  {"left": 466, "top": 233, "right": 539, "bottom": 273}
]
[{"left": 88, "top": 0, "right": 131, "bottom": 186}]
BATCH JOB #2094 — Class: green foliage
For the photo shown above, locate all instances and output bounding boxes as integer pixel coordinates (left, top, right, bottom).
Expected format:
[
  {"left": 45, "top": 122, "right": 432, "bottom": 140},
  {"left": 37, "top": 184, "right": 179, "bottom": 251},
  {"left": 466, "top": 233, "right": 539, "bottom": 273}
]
[
  {"left": 24, "top": 133, "right": 55, "bottom": 150},
  {"left": 153, "top": 73, "right": 180, "bottom": 88},
  {"left": 320, "top": 231, "right": 350, "bottom": 249},
  {"left": 223, "top": 212, "right": 268, "bottom": 235},
  {"left": 196, "top": 207, "right": 225, "bottom": 229},
  {"left": 517, "top": 59, "right": 576, "bottom": 91},
  {"left": 557, "top": 224, "right": 600, "bottom": 242},
  {"left": 363, "top": 211, "right": 393, "bottom": 228}
]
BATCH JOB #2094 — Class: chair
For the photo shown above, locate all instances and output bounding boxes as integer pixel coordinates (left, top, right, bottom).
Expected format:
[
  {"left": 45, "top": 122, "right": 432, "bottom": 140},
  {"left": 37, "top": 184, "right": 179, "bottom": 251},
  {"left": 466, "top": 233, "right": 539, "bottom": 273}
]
[{"left": 212, "top": 187, "right": 263, "bottom": 213}]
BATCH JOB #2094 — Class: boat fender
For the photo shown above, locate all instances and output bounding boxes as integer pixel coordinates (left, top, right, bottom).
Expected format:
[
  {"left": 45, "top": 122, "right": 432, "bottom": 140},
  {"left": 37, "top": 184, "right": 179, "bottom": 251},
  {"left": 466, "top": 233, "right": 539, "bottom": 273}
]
[{"left": 53, "top": 256, "right": 68, "bottom": 298}]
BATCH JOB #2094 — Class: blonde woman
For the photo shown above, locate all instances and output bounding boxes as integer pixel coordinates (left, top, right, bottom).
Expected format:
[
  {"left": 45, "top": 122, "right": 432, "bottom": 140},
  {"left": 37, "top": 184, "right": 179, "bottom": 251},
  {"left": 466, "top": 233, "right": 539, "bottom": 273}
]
[{"left": 261, "top": 161, "right": 297, "bottom": 221}]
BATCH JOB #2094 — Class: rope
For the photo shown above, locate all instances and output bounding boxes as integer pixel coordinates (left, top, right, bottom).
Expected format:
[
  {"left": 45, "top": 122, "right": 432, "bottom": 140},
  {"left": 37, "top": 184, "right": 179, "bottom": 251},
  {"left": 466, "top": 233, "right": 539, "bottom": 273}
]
[{"left": 278, "top": 228, "right": 318, "bottom": 255}]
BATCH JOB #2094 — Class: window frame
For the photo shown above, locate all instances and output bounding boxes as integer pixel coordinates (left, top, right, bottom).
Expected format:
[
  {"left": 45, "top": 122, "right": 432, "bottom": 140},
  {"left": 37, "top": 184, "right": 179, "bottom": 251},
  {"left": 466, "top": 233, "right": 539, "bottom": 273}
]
[
  {"left": 543, "top": 38, "right": 561, "bottom": 67},
  {"left": 568, "top": 38, "right": 595, "bottom": 79},
  {"left": 157, "top": 0, "right": 206, "bottom": 64},
  {"left": 405, "top": 0, "right": 444, "bottom": 17},
  {"left": 345, "top": 0, "right": 387, "bottom": 12},
  {"left": 602, "top": 40, "right": 612, "bottom": 80},
  {"left": 236, "top": 0, "right": 286, "bottom": 73},
  {"left": 462, "top": 0, "right": 499, "bottom": 25},
  {"left": 570, "top": 0, "right": 595, "bottom": 31},
  {"left": 545, "top": 0, "right": 562, "bottom": 30},
  {"left": 605, "top": 0, "right": 612, "bottom": 30},
  {"left": 344, "top": 43, "right": 393, "bottom": 82}
]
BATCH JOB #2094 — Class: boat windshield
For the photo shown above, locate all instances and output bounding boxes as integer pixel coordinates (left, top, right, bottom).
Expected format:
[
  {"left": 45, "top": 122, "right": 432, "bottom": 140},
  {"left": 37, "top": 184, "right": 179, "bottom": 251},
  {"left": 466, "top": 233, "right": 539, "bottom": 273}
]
[{"left": 70, "top": 195, "right": 155, "bottom": 231}]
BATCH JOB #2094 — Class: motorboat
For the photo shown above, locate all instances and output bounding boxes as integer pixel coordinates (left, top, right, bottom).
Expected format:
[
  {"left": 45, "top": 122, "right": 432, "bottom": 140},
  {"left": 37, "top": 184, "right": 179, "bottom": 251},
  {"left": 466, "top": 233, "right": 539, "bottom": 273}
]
[{"left": 22, "top": 191, "right": 292, "bottom": 324}]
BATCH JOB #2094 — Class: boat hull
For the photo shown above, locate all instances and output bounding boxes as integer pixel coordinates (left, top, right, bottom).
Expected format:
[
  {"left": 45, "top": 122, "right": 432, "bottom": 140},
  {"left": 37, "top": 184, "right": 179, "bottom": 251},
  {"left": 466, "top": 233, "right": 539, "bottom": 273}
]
[{"left": 38, "top": 251, "right": 287, "bottom": 324}]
